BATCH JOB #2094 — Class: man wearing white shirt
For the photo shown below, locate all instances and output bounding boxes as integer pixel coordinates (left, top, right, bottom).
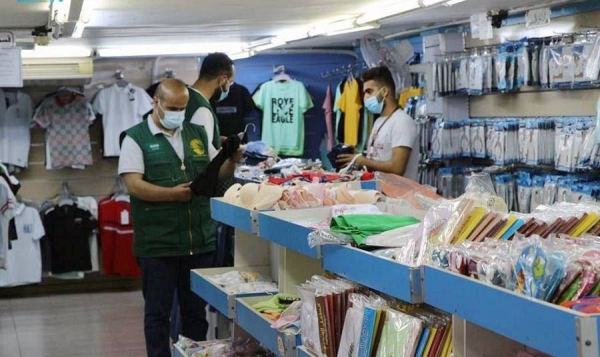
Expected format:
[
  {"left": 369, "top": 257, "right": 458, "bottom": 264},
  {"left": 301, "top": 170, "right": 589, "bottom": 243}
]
[{"left": 186, "top": 53, "right": 236, "bottom": 160}]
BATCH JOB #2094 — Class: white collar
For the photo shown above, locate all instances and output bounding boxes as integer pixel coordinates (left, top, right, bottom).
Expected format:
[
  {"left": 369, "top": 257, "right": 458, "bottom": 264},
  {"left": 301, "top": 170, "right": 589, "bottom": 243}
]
[{"left": 147, "top": 117, "right": 182, "bottom": 138}]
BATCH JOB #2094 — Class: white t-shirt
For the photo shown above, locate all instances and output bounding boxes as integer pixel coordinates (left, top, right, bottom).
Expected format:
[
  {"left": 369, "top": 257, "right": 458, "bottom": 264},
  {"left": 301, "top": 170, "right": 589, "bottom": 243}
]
[
  {"left": 93, "top": 83, "right": 153, "bottom": 157},
  {"left": 366, "top": 110, "right": 419, "bottom": 182},
  {"left": 118, "top": 118, "right": 184, "bottom": 175},
  {"left": 189, "top": 87, "right": 219, "bottom": 160},
  {"left": 0, "top": 177, "right": 17, "bottom": 269},
  {"left": 0, "top": 90, "right": 33, "bottom": 168},
  {"left": 0, "top": 206, "right": 45, "bottom": 287}
]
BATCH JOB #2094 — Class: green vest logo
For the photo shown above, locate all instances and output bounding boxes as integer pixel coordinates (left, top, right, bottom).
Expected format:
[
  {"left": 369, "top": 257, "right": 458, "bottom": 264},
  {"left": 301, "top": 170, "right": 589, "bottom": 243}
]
[
  {"left": 148, "top": 143, "right": 161, "bottom": 152},
  {"left": 190, "top": 139, "right": 206, "bottom": 157}
]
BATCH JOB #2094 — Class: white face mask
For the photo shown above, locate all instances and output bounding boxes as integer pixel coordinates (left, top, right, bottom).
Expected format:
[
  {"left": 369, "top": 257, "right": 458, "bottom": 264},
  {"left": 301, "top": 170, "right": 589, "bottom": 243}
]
[{"left": 158, "top": 101, "right": 185, "bottom": 129}]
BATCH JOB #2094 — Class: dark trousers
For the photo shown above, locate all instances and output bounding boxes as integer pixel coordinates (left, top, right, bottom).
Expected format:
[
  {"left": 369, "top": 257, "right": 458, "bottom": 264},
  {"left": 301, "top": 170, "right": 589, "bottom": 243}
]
[{"left": 138, "top": 252, "right": 215, "bottom": 357}]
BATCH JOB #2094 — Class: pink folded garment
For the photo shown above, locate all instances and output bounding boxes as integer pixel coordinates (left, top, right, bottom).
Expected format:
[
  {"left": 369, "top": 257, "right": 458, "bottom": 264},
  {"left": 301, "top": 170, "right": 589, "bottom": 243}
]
[
  {"left": 349, "top": 190, "right": 382, "bottom": 204},
  {"left": 334, "top": 188, "right": 357, "bottom": 204}
]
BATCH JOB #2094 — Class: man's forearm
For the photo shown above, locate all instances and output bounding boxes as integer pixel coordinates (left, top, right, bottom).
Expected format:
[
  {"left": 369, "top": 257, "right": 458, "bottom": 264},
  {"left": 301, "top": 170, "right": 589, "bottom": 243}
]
[
  {"left": 126, "top": 179, "right": 177, "bottom": 202},
  {"left": 360, "top": 157, "right": 405, "bottom": 176},
  {"left": 218, "top": 159, "right": 236, "bottom": 180}
]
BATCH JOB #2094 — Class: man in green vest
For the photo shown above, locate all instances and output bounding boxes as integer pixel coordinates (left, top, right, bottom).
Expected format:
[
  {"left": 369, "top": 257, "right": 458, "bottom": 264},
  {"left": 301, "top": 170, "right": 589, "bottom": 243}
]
[
  {"left": 186, "top": 52, "right": 235, "bottom": 160},
  {"left": 119, "top": 78, "right": 241, "bottom": 357}
]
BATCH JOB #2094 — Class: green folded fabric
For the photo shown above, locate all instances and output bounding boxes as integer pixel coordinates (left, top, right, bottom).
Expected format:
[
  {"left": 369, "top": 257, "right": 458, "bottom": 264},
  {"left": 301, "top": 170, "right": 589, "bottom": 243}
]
[
  {"left": 330, "top": 214, "right": 420, "bottom": 246},
  {"left": 252, "top": 293, "right": 301, "bottom": 313}
]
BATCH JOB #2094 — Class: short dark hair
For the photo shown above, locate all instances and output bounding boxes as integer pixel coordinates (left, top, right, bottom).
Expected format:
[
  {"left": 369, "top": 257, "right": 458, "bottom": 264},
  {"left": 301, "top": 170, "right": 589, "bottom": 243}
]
[
  {"left": 199, "top": 52, "right": 234, "bottom": 80},
  {"left": 361, "top": 66, "right": 396, "bottom": 96}
]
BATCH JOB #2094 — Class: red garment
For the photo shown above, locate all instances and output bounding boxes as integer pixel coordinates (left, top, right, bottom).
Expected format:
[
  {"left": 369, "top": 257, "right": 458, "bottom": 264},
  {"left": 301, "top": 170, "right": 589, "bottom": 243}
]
[
  {"left": 268, "top": 173, "right": 343, "bottom": 185},
  {"left": 98, "top": 197, "right": 140, "bottom": 277}
]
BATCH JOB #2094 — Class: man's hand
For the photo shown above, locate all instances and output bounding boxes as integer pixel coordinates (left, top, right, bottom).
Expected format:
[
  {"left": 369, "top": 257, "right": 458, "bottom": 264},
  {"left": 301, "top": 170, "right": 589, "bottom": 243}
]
[
  {"left": 336, "top": 154, "right": 355, "bottom": 166},
  {"left": 172, "top": 182, "right": 193, "bottom": 202},
  {"left": 231, "top": 147, "right": 244, "bottom": 163}
]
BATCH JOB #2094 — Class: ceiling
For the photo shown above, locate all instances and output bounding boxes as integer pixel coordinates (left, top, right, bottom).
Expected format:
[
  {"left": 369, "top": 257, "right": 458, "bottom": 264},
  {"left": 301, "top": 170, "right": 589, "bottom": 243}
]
[{"left": 0, "top": 0, "right": 584, "bottom": 55}]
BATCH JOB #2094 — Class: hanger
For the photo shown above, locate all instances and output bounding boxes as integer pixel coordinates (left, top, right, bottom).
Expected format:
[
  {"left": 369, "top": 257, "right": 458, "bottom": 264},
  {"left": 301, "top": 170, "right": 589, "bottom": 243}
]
[
  {"left": 113, "top": 177, "right": 130, "bottom": 202},
  {"left": 272, "top": 65, "right": 292, "bottom": 82},
  {"left": 58, "top": 180, "right": 77, "bottom": 207},
  {"left": 115, "top": 70, "right": 129, "bottom": 88}
]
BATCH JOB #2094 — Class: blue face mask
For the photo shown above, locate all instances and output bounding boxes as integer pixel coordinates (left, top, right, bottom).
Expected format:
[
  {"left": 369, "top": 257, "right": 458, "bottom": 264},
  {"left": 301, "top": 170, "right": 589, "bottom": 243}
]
[
  {"left": 217, "top": 81, "right": 232, "bottom": 102},
  {"left": 365, "top": 88, "right": 385, "bottom": 114},
  {"left": 158, "top": 102, "right": 185, "bottom": 129}
]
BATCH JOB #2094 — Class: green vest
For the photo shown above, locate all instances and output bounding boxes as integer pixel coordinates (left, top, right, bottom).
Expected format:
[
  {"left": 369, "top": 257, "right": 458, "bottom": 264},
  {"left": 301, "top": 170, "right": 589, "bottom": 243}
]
[
  {"left": 125, "top": 121, "right": 216, "bottom": 258},
  {"left": 185, "top": 87, "right": 221, "bottom": 150}
]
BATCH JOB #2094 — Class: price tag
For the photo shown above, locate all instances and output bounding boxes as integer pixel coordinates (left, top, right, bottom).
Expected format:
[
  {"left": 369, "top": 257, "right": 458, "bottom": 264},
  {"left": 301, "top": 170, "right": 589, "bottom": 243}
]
[
  {"left": 526, "top": 8, "right": 551, "bottom": 28},
  {"left": 120, "top": 210, "right": 130, "bottom": 225}
]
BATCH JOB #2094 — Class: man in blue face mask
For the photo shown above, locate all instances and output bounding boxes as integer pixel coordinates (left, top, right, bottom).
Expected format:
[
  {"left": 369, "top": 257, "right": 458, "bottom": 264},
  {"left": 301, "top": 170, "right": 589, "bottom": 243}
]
[
  {"left": 186, "top": 52, "right": 236, "bottom": 160},
  {"left": 119, "top": 78, "right": 242, "bottom": 357},
  {"left": 336, "top": 66, "right": 419, "bottom": 181}
]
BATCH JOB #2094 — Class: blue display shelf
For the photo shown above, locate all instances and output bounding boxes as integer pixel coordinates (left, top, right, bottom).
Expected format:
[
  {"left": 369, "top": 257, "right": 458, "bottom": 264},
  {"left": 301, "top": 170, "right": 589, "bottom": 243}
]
[
  {"left": 258, "top": 209, "right": 329, "bottom": 259},
  {"left": 424, "top": 266, "right": 600, "bottom": 357},
  {"left": 235, "top": 296, "right": 302, "bottom": 357},
  {"left": 211, "top": 198, "right": 258, "bottom": 234},
  {"left": 321, "top": 245, "right": 423, "bottom": 303},
  {"left": 190, "top": 266, "right": 277, "bottom": 319}
]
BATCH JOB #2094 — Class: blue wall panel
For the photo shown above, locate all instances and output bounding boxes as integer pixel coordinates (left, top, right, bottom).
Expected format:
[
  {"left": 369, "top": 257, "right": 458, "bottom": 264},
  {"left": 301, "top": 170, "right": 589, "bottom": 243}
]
[{"left": 233, "top": 53, "right": 357, "bottom": 160}]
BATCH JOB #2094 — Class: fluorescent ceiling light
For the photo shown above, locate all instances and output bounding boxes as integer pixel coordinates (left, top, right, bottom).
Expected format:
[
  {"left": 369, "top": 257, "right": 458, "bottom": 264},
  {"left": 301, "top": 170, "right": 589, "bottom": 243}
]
[
  {"left": 252, "top": 41, "right": 286, "bottom": 52},
  {"left": 274, "top": 30, "right": 309, "bottom": 43},
  {"left": 420, "top": 0, "right": 448, "bottom": 6},
  {"left": 229, "top": 51, "right": 255, "bottom": 60},
  {"left": 21, "top": 46, "right": 92, "bottom": 58},
  {"left": 326, "top": 24, "right": 379, "bottom": 36},
  {"left": 309, "top": 19, "right": 357, "bottom": 37},
  {"left": 356, "top": 0, "right": 420, "bottom": 25},
  {"left": 445, "top": 0, "right": 467, "bottom": 5},
  {"left": 97, "top": 43, "right": 244, "bottom": 58}
]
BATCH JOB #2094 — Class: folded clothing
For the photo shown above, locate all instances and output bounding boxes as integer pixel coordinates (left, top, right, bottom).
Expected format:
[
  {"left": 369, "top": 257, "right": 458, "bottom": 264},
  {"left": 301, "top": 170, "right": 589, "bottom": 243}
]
[
  {"left": 331, "top": 214, "right": 421, "bottom": 246},
  {"left": 252, "top": 293, "right": 301, "bottom": 321}
]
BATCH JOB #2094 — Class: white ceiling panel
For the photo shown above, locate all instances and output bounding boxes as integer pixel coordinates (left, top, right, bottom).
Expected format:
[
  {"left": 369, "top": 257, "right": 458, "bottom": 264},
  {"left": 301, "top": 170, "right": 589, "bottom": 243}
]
[{"left": 0, "top": 0, "right": 588, "bottom": 54}]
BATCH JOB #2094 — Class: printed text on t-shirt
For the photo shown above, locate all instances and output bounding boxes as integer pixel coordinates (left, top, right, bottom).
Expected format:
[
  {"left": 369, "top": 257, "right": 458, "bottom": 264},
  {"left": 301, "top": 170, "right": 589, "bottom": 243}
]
[{"left": 271, "top": 98, "right": 294, "bottom": 123}]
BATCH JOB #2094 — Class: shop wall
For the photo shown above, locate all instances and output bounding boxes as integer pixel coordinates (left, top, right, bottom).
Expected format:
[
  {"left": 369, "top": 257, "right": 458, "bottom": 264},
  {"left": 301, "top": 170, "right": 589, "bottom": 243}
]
[{"left": 468, "top": 4, "right": 600, "bottom": 118}]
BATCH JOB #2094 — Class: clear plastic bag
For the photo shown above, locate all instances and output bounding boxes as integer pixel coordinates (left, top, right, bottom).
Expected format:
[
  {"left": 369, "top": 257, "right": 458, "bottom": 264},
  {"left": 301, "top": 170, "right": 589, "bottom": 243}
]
[
  {"left": 374, "top": 309, "right": 424, "bottom": 357},
  {"left": 299, "top": 286, "right": 322, "bottom": 356},
  {"left": 584, "top": 34, "right": 600, "bottom": 81},
  {"left": 364, "top": 225, "right": 419, "bottom": 248},
  {"left": 308, "top": 230, "right": 353, "bottom": 248}
]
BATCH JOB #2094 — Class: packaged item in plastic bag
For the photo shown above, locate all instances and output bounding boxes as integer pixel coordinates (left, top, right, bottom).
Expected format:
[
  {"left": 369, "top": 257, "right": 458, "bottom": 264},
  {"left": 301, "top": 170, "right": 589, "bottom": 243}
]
[
  {"left": 374, "top": 309, "right": 423, "bottom": 357},
  {"left": 584, "top": 34, "right": 600, "bottom": 81},
  {"left": 363, "top": 224, "right": 419, "bottom": 248},
  {"left": 308, "top": 230, "right": 353, "bottom": 248},
  {"left": 299, "top": 286, "right": 322, "bottom": 356}
]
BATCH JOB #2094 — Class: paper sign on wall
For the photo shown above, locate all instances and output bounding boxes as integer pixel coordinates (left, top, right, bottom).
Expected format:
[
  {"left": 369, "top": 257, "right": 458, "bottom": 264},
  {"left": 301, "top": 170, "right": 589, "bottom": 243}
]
[
  {"left": 0, "top": 48, "right": 23, "bottom": 88},
  {"left": 526, "top": 8, "right": 551, "bottom": 28},
  {"left": 470, "top": 13, "right": 493, "bottom": 40}
]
